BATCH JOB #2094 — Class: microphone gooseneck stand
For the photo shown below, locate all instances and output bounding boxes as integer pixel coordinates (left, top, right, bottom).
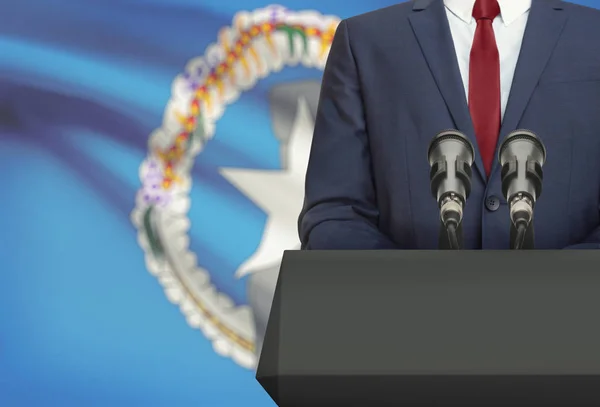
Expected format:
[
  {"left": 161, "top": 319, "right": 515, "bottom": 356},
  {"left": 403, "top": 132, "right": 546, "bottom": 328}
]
[
  {"left": 510, "top": 217, "right": 535, "bottom": 250},
  {"left": 439, "top": 219, "right": 464, "bottom": 250},
  {"left": 512, "top": 223, "right": 528, "bottom": 250},
  {"left": 446, "top": 223, "right": 461, "bottom": 250}
]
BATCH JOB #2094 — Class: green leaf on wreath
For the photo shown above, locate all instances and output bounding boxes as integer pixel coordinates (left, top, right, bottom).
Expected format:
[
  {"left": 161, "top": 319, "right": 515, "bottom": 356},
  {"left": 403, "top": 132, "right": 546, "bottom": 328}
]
[
  {"left": 143, "top": 206, "right": 165, "bottom": 258},
  {"left": 277, "top": 26, "right": 309, "bottom": 56},
  {"left": 188, "top": 114, "right": 206, "bottom": 153}
]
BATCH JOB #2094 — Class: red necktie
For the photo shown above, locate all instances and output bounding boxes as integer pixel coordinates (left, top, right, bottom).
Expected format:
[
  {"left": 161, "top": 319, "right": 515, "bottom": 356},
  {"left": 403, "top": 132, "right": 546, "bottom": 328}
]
[{"left": 469, "top": 0, "right": 501, "bottom": 176}]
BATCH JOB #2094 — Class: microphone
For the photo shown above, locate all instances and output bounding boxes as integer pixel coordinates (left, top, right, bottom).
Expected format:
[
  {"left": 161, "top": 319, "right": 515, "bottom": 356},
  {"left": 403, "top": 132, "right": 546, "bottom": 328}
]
[
  {"left": 428, "top": 130, "right": 475, "bottom": 249},
  {"left": 498, "top": 129, "right": 546, "bottom": 250}
]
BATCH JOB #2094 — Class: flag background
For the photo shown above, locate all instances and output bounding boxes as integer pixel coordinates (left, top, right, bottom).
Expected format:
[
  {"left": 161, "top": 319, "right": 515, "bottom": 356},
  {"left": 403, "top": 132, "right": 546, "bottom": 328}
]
[{"left": 1, "top": 0, "right": 598, "bottom": 406}]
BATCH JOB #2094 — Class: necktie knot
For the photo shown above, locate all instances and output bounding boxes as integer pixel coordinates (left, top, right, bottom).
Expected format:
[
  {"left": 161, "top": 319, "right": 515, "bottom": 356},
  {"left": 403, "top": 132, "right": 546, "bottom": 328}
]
[{"left": 472, "top": 0, "right": 500, "bottom": 21}]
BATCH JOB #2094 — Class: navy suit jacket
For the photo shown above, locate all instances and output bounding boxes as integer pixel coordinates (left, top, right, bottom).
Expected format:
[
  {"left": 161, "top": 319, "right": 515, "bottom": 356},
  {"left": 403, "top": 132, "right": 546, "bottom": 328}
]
[{"left": 299, "top": 0, "right": 600, "bottom": 250}]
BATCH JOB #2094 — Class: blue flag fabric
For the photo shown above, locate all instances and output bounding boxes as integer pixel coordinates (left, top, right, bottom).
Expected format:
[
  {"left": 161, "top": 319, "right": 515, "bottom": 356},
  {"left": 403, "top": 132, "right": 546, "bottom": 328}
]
[{"left": 1, "top": 0, "right": 598, "bottom": 406}]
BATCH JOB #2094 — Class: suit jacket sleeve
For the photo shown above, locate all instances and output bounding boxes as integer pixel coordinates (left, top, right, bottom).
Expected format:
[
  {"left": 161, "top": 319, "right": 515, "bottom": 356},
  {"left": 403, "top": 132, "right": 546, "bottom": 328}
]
[
  {"left": 298, "top": 19, "right": 397, "bottom": 250},
  {"left": 563, "top": 226, "right": 600, "bottom": 249}
]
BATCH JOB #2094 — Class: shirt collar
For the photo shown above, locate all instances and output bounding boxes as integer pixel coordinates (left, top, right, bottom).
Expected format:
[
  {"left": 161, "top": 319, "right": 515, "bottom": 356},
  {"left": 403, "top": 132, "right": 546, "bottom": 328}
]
[{"left": 444, "top": 0, "right": 532, "bottom": 26}]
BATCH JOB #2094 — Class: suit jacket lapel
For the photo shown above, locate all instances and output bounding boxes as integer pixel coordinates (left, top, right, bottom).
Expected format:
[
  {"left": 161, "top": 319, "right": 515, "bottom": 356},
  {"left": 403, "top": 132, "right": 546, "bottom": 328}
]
[
  {"left": 409, "top": 0, "right": 486, "bottom": 180},
  {"left": 490, "top": 0, "right": 568, "bottom": 179}
]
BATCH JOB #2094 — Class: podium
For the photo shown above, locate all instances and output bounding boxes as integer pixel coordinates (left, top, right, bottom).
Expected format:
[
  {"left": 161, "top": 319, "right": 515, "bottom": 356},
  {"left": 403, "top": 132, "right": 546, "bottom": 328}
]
[{"left": 257, "top": 250, "right": 600, "bottom": 406}]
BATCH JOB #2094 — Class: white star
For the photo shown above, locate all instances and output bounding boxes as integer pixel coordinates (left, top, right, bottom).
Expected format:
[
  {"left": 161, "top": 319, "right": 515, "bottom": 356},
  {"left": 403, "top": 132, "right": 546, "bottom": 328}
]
[{"left": 219, "top": 97, "right": 313, "bottom": 278}]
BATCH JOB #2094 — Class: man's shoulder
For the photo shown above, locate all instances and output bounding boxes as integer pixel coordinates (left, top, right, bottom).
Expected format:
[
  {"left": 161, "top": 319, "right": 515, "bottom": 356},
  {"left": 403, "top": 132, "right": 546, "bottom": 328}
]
[
  {"left": 562, "top": 0, "right": 600, "bottom": 23},
  {"left": 347, "top": 2, "right": 415, "bottom": 21},
  {"left": 344, "top": 2, "right": 415, "bottom": 34}
]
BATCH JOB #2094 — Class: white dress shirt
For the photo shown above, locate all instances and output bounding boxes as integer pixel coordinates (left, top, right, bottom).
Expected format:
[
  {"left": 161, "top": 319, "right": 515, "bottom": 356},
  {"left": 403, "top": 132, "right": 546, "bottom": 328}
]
[{"left": 444, "top": 0, "right": 531, "bottom": 120}]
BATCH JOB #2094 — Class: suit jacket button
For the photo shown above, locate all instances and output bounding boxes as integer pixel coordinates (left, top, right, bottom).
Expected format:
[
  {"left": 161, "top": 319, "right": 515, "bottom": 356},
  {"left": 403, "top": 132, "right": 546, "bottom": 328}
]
[{"left": 485, "top": 195, "right": 500, "bottom": 212}]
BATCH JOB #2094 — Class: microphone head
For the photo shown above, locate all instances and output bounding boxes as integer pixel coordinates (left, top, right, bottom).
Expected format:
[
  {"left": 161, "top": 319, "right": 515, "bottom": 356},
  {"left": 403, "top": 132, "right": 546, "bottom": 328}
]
[
  {"left": 498, "top": 129, "right": 546, "bottom": 167},
  {"left": 428, "top": 130, "right": 475, "bottom": 167},
  {"left": 498, "top": 129, "right": 546, "bottom": 210},
  {"left": 428, "top": 130, "right": 475, "bottom": 205}
]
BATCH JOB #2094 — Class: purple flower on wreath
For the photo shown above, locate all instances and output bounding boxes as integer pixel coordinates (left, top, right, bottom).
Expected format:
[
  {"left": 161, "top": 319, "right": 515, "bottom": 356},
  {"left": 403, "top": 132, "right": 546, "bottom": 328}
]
[
  {"left": 183, "top": 64, "right": 209, "bottom": 91},
  {"left": 141, "top": 159, "right": 171, "bottom": 206},
  {"left": 267, "top": 5, "right": 288, "bottom": 23}
]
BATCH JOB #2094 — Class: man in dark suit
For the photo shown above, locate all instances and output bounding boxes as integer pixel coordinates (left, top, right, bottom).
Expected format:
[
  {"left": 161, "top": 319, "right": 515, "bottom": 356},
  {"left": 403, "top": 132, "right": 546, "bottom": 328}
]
[{"left": 299, "top": 0, "right": 600, "bottom": 250}]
